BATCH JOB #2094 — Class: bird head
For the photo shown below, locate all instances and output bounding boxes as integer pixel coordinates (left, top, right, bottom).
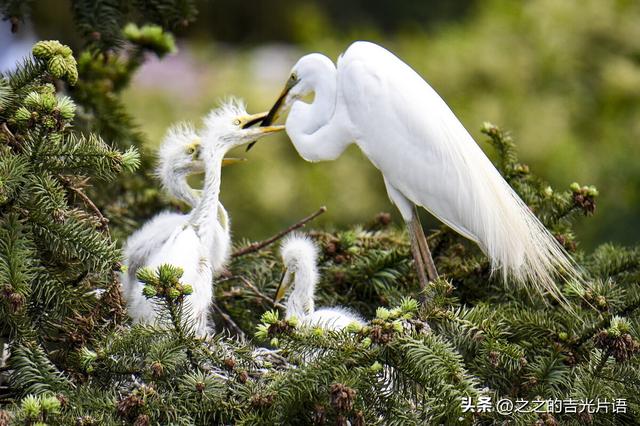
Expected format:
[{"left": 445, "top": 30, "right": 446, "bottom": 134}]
[
  {"left": 274, "top": 234, "right": 319, "bottom": 304},
  {"left": 260, "top": 53, "right": 333, "bottom": 127},
  {"left": 245, "top": 54, "right": 333, "bottom": 151},
  {"left": 157, "top": 122, "right": 205, "bottom": 183},
  {"left": 202, "top": 99, "right": 284, "bottom": 153}
]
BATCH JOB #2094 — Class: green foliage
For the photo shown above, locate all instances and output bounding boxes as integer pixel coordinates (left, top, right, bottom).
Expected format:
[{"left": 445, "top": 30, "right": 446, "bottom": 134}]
[
  {"left": 69, "top": 0, "right": 196, "bottom": 52},
  {"left": 123, "top": 23, "right": 177, "bottom": 57},
  {"left": 0, "top": 41, "right": 138, "bottom": 406},
  {"left": 0, "top": 3, "right": 638, "bottom": 424}
]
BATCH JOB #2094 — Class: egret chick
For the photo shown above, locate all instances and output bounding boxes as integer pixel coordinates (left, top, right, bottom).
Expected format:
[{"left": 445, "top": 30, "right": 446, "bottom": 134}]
[
  {"left": 125, "top": 101, "right": 283, "bottom": 336},
  {"left": 274, "top": 235, "right": 365, "bottom": 330},
  {"left": 122, "top": 123, "right": 204, "bottom": 296}
]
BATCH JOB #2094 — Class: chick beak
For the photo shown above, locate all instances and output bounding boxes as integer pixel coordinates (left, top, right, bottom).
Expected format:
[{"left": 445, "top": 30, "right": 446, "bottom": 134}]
[
  {"left": 274, "top": 269, "right": 291, "bottom": 304},
  {"left": 242, "top": 124, "right": 285, "bottom": 147},
  {"left": 222, "top": 157, "right": 247, "bottom": 167}
]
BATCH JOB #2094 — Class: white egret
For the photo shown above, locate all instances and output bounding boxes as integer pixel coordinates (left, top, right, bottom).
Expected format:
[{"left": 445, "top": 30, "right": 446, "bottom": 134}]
[
  {"left": 122, "top": 123, "right": 203, "bottom": 290},
  {"left": 122, "top": 124, "right": 241, "bottom": 305},
  {"left": 124, "top": 101, "right": 283, "bottom": 336},
  {"left": 260, "top": 41, "right": 580, "bottom": 300},
  {"left": 274, "top": 234, "right": 365, "bottom": 330}
]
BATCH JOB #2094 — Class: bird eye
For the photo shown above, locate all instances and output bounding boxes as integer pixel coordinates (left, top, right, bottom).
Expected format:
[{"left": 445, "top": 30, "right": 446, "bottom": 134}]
[
  {"left": 186, "top": 146, "right": 195, "bottom": 154},
  {"left": 233, "top": 119, "right": 241, "bottom": 126},
  {"left": 290, "top": 73, "right": 297, "bottom": 81}
]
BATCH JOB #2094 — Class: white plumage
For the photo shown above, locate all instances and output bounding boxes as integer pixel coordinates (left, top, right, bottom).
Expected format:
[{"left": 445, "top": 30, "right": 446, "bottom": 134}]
[
  {"left": 122, "top": 100, "right": 283, "bottom": 336},
  {"left": 263, "top": 41, "right": 581, "bottom": 301},
  {"left": 123, "top": 124, "right": 207, "bottom": 288},
  {"left": 275, "top": 234, "right": 365, "bottom": 330}
]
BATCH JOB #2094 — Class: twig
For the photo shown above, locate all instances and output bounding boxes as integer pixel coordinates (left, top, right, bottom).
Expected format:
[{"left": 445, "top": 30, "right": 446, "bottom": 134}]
[
  {"left": 211, "top": 302, "right": 246, "bottom": 340},
  {"left": 235, "top": 275, "right": 286, "bottom": 310},
  {"left": 232, "top": 206, "right": 327, "bottom": 257},
  {"left": 1, "top": 122, "right": 20, "bottom": 151},
  {"left": 58, "top": 175, "right": 110, "bottom": 233}
]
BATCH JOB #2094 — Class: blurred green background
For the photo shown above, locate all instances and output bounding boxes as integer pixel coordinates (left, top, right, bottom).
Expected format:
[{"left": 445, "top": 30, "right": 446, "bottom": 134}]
[{"left": 18, "top": 0, "right": 640, "bottom": 249}]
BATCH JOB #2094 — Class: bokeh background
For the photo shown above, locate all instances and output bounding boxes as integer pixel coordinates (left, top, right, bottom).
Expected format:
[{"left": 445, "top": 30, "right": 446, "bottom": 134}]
[{"left": 3, "top": 0, "right": 639, "bottom": 250}]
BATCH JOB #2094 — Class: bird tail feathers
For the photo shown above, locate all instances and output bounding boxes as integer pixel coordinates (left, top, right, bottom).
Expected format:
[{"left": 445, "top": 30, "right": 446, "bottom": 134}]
[{"left": 438, "top": 119, "right": 583, "bottom": 307}]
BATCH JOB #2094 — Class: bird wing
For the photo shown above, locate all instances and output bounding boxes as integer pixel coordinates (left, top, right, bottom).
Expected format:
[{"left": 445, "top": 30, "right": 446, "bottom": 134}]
[
  {"left": 337, "top": 41, "right": 487, "bottom": 243},
  {"left": 305, "top": 307, "right": 364, "bottom": 330},
  {"left": 146, "top": 225, "right": 209, "bottom": 282},
  {"left": 337, "top": 41, "right": 579, "bottom": 293},
  {"left": 122, "top": 212, "right": 190, "bottom": 292}
]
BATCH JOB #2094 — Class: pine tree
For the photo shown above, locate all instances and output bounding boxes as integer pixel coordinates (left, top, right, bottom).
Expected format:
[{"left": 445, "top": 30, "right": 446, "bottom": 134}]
[
  {"left": 0, "top": 39, "right": 139, "bottom": 402},
  {"left": 0, "top": 2, "right": 638, "bottom": 425}
]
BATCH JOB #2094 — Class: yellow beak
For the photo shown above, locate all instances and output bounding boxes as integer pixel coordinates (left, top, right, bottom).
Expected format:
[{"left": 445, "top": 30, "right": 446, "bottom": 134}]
[
  {"left": 222, "top": 157, "right": 247, "bottom": 167},
  {"left": 241, "top": 111, "right": 269, "bottom": 129},
  {"left": 246, "top": 77, "right": 298, "bottom": 151},
  {"left": 274, "top": 269, "right": 290, "bottom": 304}
]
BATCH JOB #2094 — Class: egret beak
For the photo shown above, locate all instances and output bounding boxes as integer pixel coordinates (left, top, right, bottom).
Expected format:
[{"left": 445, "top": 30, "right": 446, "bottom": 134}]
[
  {"left": 241, "top": 111, "right": 269, "bottom": 129},
  {"left": 264, "top": 77, "right": 299, "bottom": 125},
  {"left": 222, "top": 157, "right": 247, "bottom": 167},
  {"left": 274, "top": 268, "right": 292, "bottom": 304},
  {"left": 246, "top": 77, "right": 298, "bottom": 151},
  {"left": 240, "top": 124, "right": 285, "bottom": 145}
]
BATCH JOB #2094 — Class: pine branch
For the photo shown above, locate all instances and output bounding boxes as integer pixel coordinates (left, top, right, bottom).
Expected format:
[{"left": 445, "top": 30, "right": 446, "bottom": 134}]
[
  {"left": 232, "top": 206, "right": 327, "bottom": 257},
  {"left": 575, "top": 297, "right": 640, "bottom": 348},
  {"left": 58, "top": 175, "right": 110, "bottom": 233}
]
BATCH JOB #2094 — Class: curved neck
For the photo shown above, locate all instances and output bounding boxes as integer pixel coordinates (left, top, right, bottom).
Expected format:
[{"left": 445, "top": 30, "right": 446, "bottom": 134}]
[
  {"left": 297, "top": 67, "right": 338, "bottom": 134},
  {"left": 170, "top": 177, "right": 200, "bottom": 207},
  {"left": 287, "top": 66, "right": 351, "bottom": 162},
  {"left": 189, "top": 148, "right": 224, "bottom": 236},
  {"left": 285, "top": 261, "right": 317, "bottom": 320}
]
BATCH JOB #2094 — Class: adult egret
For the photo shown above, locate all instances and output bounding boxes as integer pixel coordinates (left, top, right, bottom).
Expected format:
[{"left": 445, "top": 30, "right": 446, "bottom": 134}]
[
  {"left": 124, "top": 101, "right": 283, "bottom": 336},
  {"left": 274, "top": 235, "right": 365, "bottom": 330},
  {"left": 261, "top": 41, "right": 580, "bottom": 300}
]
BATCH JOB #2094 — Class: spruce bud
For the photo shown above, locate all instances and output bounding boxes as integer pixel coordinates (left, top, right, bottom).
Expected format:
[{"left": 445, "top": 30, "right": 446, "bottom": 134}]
[
  {"left": 32, "top": 40, "right": 65, "bottom": 59},
  {"left": 21, "top": 395, "right": 41, "bottom": 419},
  {"left": 48, "top": 56, "right": 66, "bottom": 79},
  {"left": 40, "top": 395, "right": 61, "bottom": 414},
  {"left": 142, "top": 286, "right": 157, "bottom": 298},
  {"left": 376, "top": 307, "right": 391, "bottom": 320},
  {"left": 14, "top": 107, "right": 31, "bottom": 122},
  {"left": 57, "top": 96, "right": 76, "bottom": 120},
  {"left": 369, "top": 361, "right": 383, "bottom": 373}
]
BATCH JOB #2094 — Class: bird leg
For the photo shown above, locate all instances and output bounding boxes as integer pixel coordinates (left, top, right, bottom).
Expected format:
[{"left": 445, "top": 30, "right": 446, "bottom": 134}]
[
  {"left": 411, "top": 209, "right": 439, "bottom": 281},
  {"left": 407, "top": 222, "right": 429, "bottom": 294}
]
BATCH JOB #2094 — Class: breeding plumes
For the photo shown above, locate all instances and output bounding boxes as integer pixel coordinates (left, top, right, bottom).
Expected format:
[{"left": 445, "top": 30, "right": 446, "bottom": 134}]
[
  {"left": 123, "top": 101, "right": 283, "bottom": 336},
  {"left": 274, "top": 235, "right": 365, "bottom": 329},
  {"left": 260, "top": 41, "right": 581, "bottom": 301}
]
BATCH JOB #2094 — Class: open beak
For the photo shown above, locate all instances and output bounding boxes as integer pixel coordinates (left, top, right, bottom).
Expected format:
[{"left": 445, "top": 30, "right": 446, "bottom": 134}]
[
  {"left": 222, "top": 157, "right": 246, "bottom": 167},
  {"left": 246, "top": 77, "right": 298, "bottom": 151},
  {"left": 241, "top": 111, "right": 269, "bottom": 129},
  {"left": 262, "top": 78, "right": 297, "bottom": 126},
  {"left": 241, "top": 124, "right": 285, "bottom": 145},
  {"left": 274, "top": 268, "right": 292, "bottom": 304}
]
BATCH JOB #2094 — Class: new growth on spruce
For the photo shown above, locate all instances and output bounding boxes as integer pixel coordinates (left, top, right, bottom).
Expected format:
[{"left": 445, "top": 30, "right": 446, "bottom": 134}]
[
  {"left": 0, "top": 39, "right": 140, "bottom": 418},
  {"left": 0, "top": 2, "right": 638, "bottom": 423}
]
